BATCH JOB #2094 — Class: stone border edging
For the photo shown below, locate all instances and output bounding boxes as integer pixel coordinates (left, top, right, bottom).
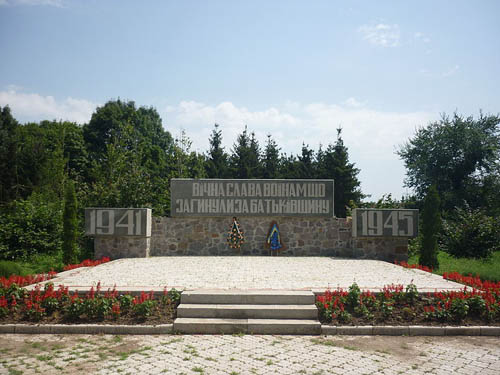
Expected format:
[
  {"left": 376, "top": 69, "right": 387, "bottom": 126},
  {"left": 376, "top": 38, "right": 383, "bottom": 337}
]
[
  {"left": 321, "top": 325, "right": 500, "bottom": 336},
  {"left": 0, "top": 324, "right": 173, "bottom": 335},
  {"left": 1, "top": 324, "right": 498, "bottom": 336}
]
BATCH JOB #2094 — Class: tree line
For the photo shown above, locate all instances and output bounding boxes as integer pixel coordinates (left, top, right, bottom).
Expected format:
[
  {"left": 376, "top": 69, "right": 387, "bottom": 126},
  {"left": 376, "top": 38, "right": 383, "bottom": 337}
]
[{"left": 0, "top": 99, "right": 363, "bottom": 260}]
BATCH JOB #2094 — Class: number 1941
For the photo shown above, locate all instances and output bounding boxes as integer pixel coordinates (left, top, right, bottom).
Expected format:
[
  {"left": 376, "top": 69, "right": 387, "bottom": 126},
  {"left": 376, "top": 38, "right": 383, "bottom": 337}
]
[{"left": 86, "top": 209, "right": 144, "bottom": 236}]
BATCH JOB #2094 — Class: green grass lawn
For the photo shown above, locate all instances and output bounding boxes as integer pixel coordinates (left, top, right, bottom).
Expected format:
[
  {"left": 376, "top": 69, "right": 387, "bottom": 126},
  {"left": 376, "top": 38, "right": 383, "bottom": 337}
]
[
  {"left": 0, "top": 253, "right": 64, "bottom": 278},
  {"left": 408, "top": 250, "right": 500, "bottom": 282}
]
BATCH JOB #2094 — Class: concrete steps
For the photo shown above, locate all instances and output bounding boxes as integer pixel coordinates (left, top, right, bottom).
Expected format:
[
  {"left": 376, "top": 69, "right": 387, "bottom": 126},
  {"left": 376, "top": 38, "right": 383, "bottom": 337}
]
[
  {"left": 173, "top": 290, "right": 320, "bottom": 335},
  {"left": 178, "top": 304, "right": 318, "bottom": 319},
  {"left": 180, "top": 289, "right": 315, "bottom": 305}
]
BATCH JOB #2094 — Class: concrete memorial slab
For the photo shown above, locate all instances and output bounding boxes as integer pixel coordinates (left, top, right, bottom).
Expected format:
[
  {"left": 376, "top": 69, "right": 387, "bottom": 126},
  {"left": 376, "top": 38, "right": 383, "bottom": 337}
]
[{"left": 171, "top": 178, "right": 334, "bottom": 217}]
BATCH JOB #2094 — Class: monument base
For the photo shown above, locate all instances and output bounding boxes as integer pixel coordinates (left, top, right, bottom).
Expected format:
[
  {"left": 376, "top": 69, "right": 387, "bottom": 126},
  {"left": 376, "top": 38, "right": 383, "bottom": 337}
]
[
  {"left": 149, "top": 216, "right": 408, "bottom": 262},
  {"left": 94, "top": 236, "right": 151, "bottom": 259}
]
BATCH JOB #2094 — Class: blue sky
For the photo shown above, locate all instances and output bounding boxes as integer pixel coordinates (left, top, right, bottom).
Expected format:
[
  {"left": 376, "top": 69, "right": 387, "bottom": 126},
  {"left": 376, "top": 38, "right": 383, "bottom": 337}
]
[{"left": 1, "top": 0, "right": 499, "bottom": 200}]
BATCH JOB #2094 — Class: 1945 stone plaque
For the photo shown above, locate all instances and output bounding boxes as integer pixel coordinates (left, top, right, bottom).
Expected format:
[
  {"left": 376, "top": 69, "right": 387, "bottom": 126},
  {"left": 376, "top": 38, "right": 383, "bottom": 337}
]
[
  {"left": 171, "top": 179, "right": 334, "bottom": 217},
  {"left": 85, "top": 208, "right": 152, "bottom": 237},
  {"left": 352, "top": 208, "right": 418, "bottom": 238}
]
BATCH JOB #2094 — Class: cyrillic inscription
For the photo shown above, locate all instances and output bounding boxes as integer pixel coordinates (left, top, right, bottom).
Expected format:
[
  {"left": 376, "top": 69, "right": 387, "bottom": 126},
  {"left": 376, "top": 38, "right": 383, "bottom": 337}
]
[{"left": 171, "top": 179, "right": 334, "bottom": 217}]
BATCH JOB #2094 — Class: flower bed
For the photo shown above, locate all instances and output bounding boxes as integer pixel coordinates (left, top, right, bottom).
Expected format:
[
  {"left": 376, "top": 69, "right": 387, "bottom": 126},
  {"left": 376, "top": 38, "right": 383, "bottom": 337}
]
[
  {"left": 63, "top": 256, "right": 111, "bottom": 271},
  {"left": 0, "top": 257, "right": 112, "bottom": 289},
  {"left": 0, "top": 282, "right": 179, "bottom": 325},
  {"left": 395, "top": 260, "right": 500, "bottom": 291},
  {"left": 317, "top": 283, "right": 500, "bottom": 326}
]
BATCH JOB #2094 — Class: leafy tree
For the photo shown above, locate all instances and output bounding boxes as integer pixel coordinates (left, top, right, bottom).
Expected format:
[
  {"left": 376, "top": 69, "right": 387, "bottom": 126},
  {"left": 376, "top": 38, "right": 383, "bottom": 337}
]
[
  {"left": 205, "top": 123, "right": 229, "bottom": 178},
  {"left": 62, "top": 180, "right": 79, "bottom": 264},
  {"left": 397, "top": 113, "right": 500, "bottom": 213},
  {"left": 419, "top": 186, "right": 440, "bottom": 269},
  {"left": 441, "top": 204, "right": 500, "bottom": 259},
  {"left": 0, "top": 106, "right": 19, "bottom": 203},
  {"left": 317, "top": 128, "right": 364, "bottom": 217},
  {"left": 83, "top": 100, "right": 174, "bottom": 215},
  {"left": 262, "top": 135, "right": 281, "bottom": 179}
]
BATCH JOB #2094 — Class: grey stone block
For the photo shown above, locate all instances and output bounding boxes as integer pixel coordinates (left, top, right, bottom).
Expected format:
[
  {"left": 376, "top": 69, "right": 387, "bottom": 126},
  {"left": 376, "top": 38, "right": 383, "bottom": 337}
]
[
  {"left": 174, "top": 318, "right": 248, "bottom": 334},
  {"left": 445, "top": 326, "right": 481, "bottom": 336},
  {"left": 321, "top": 326, "right": 337, "bottom": 335},
  {"left": 0, "top": 324, "right": 16, "bottom": 333},
  {"left": 372, "top": 326, "right": 409, "bottom": 336},
  {"left": 409, "top": 326, "right": 445, "bottom": 336},
  {"left": 480, "top": 326, "right": 500, "bottom": 336},
  {"left": 247, "top": 319, "right": 321, "bottom": 335},
  {"left": 336, "top": 326, "right": 373, "bottom": 335}
]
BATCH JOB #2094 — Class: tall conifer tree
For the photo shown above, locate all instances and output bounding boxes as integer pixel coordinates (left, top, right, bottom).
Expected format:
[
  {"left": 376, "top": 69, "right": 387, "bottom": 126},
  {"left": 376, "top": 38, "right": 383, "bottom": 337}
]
[
  {"left": 262, "top": 135, "right": 281, "bottom": 178},
  {"left": 205, "top": 123, "right": 229, "bottom": 178},
  {"left": 62, "top": 180, "right": 78, "bottom": 265}
]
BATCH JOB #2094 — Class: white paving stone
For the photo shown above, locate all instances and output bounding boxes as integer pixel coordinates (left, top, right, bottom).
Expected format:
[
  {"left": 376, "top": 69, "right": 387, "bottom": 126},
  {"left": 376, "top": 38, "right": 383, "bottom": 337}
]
[{"left": 41, "top": 256, "right": 464, "bottom": 291}]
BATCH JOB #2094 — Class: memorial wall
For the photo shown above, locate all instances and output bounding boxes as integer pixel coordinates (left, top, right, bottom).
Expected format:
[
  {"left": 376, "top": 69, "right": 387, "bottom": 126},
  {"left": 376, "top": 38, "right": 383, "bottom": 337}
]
[{"left": 89, "top": 179, "right": 416, "bottom": 261}]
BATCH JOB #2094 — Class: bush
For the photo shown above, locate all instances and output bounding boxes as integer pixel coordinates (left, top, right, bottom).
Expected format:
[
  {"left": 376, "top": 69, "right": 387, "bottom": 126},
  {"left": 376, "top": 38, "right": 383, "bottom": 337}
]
[
  {"left": 0, "top": 261, "right": 24, "bottom": 278},
  {"left": 441, "top": 204, "right": 500, "bottom": 259},
  {"left": 0, "top": 193, "right": 62, "bottom": 260}
]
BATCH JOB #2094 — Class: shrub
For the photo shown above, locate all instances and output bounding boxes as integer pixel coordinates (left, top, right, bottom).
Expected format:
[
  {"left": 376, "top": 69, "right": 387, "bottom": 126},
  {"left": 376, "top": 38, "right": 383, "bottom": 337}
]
[
  {"left": 419, "top": 186, "right": 440, "bottom": 269},
  {"left": 346, "top": 282, "right": 361, "bottom": 309},
  {"left": 441, "top": 204, "right": 500, "bottom": 259},
  {"left": 0, "top": 194, "right": 62, "bottom": 260},
  {"left": 0, "top": 261, "right": 24, "bottom": 278}
]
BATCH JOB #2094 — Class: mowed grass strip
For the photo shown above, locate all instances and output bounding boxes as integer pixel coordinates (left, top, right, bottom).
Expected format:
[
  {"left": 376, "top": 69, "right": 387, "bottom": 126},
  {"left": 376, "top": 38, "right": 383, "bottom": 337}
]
[{"left": 409, "top": 250, "right": 500, "bottom": 282}]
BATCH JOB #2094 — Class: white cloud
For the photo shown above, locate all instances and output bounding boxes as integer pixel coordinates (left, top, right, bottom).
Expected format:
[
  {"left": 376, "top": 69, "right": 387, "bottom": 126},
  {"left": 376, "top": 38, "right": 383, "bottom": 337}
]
[
  {"left": 0, "top": 87, "right": 437, "bottom": 199},
  {"left": 0, "top": 0, "right": 63, "bottom": 6},
  {"left": 443, "top": 64, "right": 460, "bottom": 77},
  {"left": 358, "top": 24, "right": 400, "bottom": 47},
  {"left": 0, "top": 88, "right": 97, "bottom": 124},
  {"left": 342, "top": 97, "right": 364, "bottom": 108},
  {"left": 162, "top": 99, "right": 436, "bottom": 199},
  {"left": 414, "top": 32, "right": 431, "bottom": 43}
]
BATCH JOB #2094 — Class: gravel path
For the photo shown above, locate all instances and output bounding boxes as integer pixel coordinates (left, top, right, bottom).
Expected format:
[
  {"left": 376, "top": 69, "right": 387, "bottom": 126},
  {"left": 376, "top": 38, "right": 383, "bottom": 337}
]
[{"left": 45, "top": 257, "right": 464, "bottom": 292}]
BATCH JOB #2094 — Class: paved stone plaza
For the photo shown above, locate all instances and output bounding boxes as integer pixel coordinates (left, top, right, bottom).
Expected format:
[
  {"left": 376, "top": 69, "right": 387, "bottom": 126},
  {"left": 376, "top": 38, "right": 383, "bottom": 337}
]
[
  {"left": 46, "top": 257, "right": 464, "bottom": 293},
  {"left": 0, "top": 334, "right": 499, "bottom": 375}
]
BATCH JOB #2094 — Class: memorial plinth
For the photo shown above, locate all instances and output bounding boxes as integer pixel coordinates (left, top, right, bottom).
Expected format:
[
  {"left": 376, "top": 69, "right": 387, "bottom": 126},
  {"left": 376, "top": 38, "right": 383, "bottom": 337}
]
[
  {"left": 85, "top": 208, "right": 152, "bottom": 259},
  {"left": 86, "top": 180, "right": 416, "bottom": 261}
]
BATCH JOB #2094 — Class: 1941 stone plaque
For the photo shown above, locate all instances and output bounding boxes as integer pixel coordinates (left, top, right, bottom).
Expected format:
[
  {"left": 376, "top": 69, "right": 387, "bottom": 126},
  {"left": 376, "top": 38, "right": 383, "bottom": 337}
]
[
  {"left": 352, "top": 208, "right": 418, "bottom": 238},
  {"left": 85, "top": 208, "right": 152, "bottom": 237},
  {"left": 171, "top": 179, "right": 334, "bottom": 217}
]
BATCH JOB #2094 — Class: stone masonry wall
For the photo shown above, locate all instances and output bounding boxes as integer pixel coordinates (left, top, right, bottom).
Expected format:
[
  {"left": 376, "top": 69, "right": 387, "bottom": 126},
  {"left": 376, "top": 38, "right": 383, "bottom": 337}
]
[
  {"left": 95, "top": 237, "right": 151, "bottom": 259},
  {"left": 150, "top": 216, "right": 408, "bottom": 262}
]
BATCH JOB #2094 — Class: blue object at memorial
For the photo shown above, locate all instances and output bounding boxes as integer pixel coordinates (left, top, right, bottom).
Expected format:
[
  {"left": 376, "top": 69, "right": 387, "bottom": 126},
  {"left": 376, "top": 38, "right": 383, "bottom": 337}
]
[{"left": 267, "top": 223, "right": 282, "bottom": 251}]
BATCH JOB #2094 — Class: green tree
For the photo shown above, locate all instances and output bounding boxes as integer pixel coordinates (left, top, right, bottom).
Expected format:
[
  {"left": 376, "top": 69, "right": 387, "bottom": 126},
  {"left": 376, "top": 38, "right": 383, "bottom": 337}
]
[
  {"left": 230, "top": 126, "right": 262, "bottom": 178},
  {"left": 0, "top": 106, "right": 19, "bottom": 203},
  {"left": 83, "top": 100, "right": 174, "bottom": 215},
  {"left": 317, "top": 128, "right": 364, "bottom": 217},
  {"left": 419, "top": 185, "right": 440, "bottom": 269},
  {"left": 205, "top": 124, "right": 229, "bottom": 178},
  {"left": 297, "top": 143, "right": 315, "bottom": 179},
  {"left": 62, "top": 180, "right": 78, "bottom": 264},
  {"left": 262, "top": 135, "right": 281, "bottom": 179},
  {"left": 397, "top": 113, "right": 500, "bottom": 213},
  {"left": 279, "top": 153, "right": 299, "bottom": 179}
]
